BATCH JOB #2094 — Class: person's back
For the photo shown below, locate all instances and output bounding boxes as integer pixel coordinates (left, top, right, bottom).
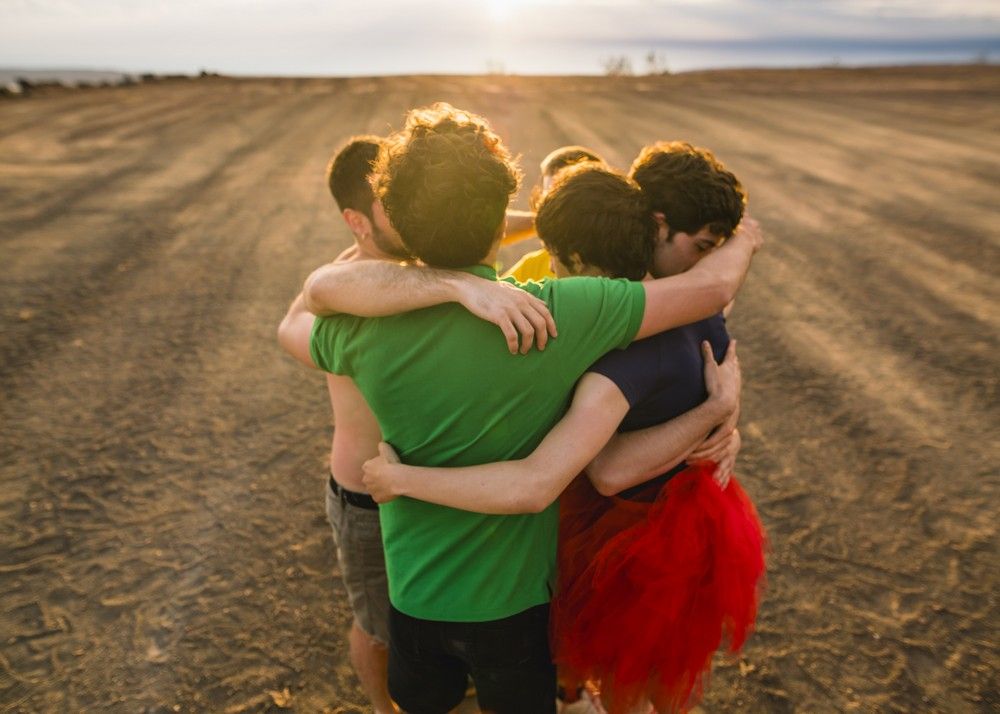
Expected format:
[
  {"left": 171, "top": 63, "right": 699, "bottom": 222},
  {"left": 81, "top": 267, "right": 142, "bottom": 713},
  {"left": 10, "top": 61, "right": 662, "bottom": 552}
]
[{"left": 312, "top": 270, "right": 644, "bottom": 619}]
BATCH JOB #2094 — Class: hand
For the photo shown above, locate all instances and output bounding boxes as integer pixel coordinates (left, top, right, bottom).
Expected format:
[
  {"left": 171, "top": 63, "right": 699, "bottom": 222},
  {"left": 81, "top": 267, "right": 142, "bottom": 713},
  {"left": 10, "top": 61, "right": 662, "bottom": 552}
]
[
  {"left": 690, "top": 428, "right": 741, "bottom": 488},
  {"left": 362, "top": 442, "right": 404, "bottom": 503},
  {"left": 456, "top": 277, "right": 558, "bottom": 355},
  {"left": 702, "top": 340, "right": 741, "bottom": 419},
  {"left": 734, "top": 210, "right": 763, "bottom": 253}
]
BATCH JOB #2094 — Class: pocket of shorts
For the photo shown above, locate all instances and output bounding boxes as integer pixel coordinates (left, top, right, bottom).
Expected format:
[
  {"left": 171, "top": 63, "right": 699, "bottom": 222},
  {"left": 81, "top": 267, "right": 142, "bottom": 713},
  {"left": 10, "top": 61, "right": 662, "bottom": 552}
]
[{"left": 325, "top": 485, "right": 344, "bottom": 546}]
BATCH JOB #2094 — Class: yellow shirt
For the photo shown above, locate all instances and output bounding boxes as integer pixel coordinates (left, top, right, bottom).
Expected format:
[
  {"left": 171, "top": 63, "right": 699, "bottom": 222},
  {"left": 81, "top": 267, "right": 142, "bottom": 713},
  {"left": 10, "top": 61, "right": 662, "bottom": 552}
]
[{"left": 504, "top": 248, "right": 555, "bottom": 282}]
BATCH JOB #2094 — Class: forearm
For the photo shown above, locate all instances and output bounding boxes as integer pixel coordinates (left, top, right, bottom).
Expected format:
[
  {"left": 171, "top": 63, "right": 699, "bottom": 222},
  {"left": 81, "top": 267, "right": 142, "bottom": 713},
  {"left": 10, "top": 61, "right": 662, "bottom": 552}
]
[
  {"left": 389, "top": 459, "right": 562, "bottom": 515},
  {"left": 371, "top": 374, "right": 626, "bottom": 514},
  {"left": 303, "top": 261, "right": 467, "bottom": 317},
  {"left": 586, "top": 398, "right": 727, "bottom": 496}
]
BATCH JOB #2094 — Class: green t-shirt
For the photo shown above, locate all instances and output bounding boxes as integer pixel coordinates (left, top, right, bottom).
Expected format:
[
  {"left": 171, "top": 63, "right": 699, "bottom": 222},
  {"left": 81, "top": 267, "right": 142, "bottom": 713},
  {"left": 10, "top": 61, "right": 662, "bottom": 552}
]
[{"left": 310, "top": 265, "right": 645, "bottom": 622}]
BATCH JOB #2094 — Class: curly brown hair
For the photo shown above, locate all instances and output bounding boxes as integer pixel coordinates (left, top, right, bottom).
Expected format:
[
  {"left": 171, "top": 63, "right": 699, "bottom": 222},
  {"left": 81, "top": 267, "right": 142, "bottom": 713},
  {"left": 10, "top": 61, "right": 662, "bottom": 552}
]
[
  {"left": 372, "top": 103, "right": 522, "bottom": 268},
  {"left": 326, "top": 135, "right": 383, "bottom": 218},
  {"left": 629, "top": 141, "right": 746, "bottom": 240},
  {"left": 535, "top": 164, "right": 655, "bottom": 281}
]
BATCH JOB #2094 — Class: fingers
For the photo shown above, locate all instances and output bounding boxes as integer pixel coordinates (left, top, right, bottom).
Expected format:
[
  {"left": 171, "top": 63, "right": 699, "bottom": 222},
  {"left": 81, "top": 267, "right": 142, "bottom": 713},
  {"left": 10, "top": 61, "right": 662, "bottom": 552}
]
[
  {"left": 701, "top": 340, "right": 717, "bottom": 364},
  {"left": 537, "top": 299, "right": 557, "bottom": 340},
  {"left": 498, "top": 316, "right": 519, "bottom": 354},
  {"left": 509, "top": 297, "right": 557, "bottom": 354},
  {"left": 523, "top": 305, "right": 550, "bottom": 352},
  {"left": 511, "top": 312, "right": 535, "bottom": 355},
  {"left": 691, "top": 426, "right": 736, "bottom": 461},
  {"left": 724, "top": 339, "right": 738, "bottom": 363},
  {"left": 378, "top": 441, "right": 400, "bottom": 464},
  {"left": 713, "top": 465, "right": 732, "bottom": 489}
]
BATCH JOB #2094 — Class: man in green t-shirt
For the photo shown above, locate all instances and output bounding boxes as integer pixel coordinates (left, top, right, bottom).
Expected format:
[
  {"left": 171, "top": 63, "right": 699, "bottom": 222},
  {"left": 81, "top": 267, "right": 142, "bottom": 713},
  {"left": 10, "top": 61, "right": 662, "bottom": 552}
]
[{"left": 278, "top": 102, "right": 761, "bottom": 714}]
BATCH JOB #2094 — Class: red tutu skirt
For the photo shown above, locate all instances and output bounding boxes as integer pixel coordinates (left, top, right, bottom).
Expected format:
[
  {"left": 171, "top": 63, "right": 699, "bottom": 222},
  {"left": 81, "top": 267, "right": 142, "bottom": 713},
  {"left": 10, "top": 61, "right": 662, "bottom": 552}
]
[{"left": 552, "top": 463, "right": 767, "bottom": 714}]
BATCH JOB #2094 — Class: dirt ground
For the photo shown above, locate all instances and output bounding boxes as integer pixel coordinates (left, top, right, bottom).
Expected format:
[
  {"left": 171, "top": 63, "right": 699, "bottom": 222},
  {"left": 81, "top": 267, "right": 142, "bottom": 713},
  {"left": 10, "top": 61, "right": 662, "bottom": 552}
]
[{"left": 1, "top": 66, "right": 997, "bottom": 713}]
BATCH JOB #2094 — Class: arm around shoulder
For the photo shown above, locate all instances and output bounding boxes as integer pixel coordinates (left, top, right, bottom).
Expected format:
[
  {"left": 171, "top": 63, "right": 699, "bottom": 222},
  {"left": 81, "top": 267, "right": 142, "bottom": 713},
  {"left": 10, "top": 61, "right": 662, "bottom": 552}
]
[{"left": 636, "top": 216, "right": 762, "bottom": 340}]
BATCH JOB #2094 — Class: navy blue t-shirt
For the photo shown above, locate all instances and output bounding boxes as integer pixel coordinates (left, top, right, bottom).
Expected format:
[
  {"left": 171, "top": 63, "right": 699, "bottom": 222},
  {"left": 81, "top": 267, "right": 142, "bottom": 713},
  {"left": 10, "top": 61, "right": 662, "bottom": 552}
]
[{"left": 588, "top": 313, "right": 730, "bottom": 499}]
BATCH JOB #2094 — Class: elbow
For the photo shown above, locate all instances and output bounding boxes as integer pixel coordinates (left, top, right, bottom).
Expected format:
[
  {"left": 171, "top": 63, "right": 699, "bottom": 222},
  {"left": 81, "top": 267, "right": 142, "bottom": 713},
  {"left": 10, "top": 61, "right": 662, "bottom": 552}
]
[
  {"left": 587, "top": 462, "right": 622, "bottom": 497},
  {"left": 276, "top": 315, "right": 292, "bottom": 352},
  {"left": 518, "top": 490, "right": 557, "bottom": 514},
  {"left": 702, "top": 274, "right": 737, "bottom": 314},
  {"left": 591, "top": 475, "right": 620, "bottom": 498},
  {"left": 716, "top": 280, "right": 738, "bottom": 311},
  {"left": 301, "top": 273, "right": 322, "bottom": 315},
  {"left": 713, "top": 281, "right": 739, "bottom": 314}
]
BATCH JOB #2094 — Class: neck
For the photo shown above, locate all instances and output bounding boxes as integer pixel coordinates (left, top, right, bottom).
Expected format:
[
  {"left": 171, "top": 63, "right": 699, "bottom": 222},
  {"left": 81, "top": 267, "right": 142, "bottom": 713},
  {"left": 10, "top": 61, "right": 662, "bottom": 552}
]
[
  {"left": 354, "top": 239, "right": 401, "bottom": 263},
  {"left": 479, "top": 234, "right": 504, "bottom": 267}
]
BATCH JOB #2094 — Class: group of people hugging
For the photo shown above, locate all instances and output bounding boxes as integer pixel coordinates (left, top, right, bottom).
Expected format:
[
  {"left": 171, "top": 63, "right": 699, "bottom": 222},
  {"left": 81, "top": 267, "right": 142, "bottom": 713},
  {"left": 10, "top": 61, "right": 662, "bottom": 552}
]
[{"left": 278, "top": 102, "right": 766, "bottom": 714}]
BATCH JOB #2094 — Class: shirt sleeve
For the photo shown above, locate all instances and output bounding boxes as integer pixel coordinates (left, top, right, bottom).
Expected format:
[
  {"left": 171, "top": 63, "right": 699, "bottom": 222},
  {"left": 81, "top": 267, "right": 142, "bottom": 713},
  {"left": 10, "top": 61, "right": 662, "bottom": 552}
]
[
  {"left": 309, "top": 313, "right": 364, "bottom": 375},
  {"left": 545, "top": 276, "right": 646, "bottom": 375},
  {"left": 588, "top": 337, "right": 660, "bottom": 408}
]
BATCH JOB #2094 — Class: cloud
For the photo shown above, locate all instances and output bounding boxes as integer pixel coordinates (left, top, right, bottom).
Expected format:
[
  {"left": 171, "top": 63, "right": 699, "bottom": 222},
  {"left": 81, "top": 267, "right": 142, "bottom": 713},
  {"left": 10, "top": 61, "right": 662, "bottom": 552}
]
[{"left": 1, "top": 0, "right": 997, "bottom": 74}]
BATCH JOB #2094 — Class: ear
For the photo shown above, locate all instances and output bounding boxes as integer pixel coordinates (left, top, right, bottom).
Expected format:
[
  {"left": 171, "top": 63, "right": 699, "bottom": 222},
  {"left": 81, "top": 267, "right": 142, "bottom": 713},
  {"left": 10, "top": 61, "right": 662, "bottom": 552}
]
[
  {"left": 652, "top": 211, "right": 670, "bottom": 243},
  {"left": 568, "top": 252, "right": 586, "bottom": 275},
  {"left": 342, "top": 209, "right": 373, "bottom": 240}
]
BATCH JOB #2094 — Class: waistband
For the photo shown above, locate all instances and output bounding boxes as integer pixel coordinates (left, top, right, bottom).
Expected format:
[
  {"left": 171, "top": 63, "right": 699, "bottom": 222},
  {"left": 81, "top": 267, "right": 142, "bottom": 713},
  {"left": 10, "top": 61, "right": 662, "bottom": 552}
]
[{"left": 329, "top": 474, "right": 379, "bottom": 510}]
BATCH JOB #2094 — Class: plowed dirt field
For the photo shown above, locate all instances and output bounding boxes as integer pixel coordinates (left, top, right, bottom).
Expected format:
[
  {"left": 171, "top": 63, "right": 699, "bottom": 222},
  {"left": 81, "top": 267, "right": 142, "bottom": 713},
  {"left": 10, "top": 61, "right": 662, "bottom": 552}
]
[{"left": 1, "top": 66, "right": 997, "bottom": 712}]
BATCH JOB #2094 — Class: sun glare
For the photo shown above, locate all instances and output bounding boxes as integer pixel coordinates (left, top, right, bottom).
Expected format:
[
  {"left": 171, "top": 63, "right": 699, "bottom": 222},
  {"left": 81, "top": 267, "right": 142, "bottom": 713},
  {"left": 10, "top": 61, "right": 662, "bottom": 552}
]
[{"left": 488, "top": 1, "right": 511, "bottom": 22}]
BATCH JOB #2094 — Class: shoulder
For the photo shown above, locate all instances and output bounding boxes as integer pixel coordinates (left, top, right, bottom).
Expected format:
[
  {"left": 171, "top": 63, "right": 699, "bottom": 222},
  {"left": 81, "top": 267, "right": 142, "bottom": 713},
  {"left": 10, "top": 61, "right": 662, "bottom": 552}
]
[{"left": 548, "top": 275, "right": 642, "bottom": 302}]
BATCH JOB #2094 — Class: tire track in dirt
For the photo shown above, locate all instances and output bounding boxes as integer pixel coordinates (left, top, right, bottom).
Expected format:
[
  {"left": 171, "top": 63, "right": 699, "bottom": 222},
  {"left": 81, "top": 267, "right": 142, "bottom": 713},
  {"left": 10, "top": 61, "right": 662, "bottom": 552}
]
[
  {"left": 0, "top": 89, "right": 260, "bottom": 234},
  {"left": 0, "top": 84, "right": 407, "bottom": 712},
  {"left": 2, "top": 70, "right": 997, "bottom": 713},
  {"left": 0, "top": 91, "right": 333, "bottom": 398}
]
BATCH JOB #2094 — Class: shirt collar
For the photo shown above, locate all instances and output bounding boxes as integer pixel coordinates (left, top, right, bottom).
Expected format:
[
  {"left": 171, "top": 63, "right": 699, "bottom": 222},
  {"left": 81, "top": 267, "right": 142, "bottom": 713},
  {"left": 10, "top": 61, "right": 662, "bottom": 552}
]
[{"left": 454, "top": 264, "right": 498, "bottom": 280}]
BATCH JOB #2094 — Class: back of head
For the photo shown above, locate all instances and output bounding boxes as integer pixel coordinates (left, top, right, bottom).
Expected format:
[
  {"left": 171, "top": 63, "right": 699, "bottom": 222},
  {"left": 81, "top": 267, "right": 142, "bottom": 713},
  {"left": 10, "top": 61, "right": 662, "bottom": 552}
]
[
  {"left": 326, "top": 135, "right": 383, "bottom": 218},
  {"left": 629, "top": 141, "right": 746, "bottom": 239},
  {"left": 535, "top": 164, "right": 655, "bottom": 281},
  {"left": 540, "top": 145, "right": 606, "bottom": 179},
  {"left": 373, "top": 103, "right": 522, "bottom": 268}
]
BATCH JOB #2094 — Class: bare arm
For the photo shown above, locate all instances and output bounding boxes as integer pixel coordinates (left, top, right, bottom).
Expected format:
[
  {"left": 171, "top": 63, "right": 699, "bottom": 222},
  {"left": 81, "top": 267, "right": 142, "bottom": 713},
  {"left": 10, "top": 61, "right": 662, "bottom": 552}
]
[
  {"left": 362, "top": 344, "right": 739, "bottom": 512},
  {"left": 635, "top": 217, "right": 762, "bottom": 339},
  {"left": 362, "top": 373, "right": 629, "bottom": 514},
  {"left": 501, "top": 209, "right": 536, "bottom": 245},
  {"left": 277, "top": 292, "right": 318, "bottom": 369},
  {"left": 302, "top": 260, "right": 557, "bottom": 354},
  {"left": 587, "top": 340, "right": 741, "bottom": 494}
]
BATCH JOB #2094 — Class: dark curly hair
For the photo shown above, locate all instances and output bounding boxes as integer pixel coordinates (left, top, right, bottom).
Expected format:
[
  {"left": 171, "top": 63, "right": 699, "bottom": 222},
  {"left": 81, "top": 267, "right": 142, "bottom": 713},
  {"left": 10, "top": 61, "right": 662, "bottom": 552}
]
[
  {"left": 326, "top": 135, "right": 383, "bottom": 219},
  {"left": 629, "top": 141, "right": 746, "bottom": 240},
  {"left": 373, "top": 103, "right": 522, "bottom": 268},
  {"left": 535, "top": 164, "right": 655, "bottom": 281}
]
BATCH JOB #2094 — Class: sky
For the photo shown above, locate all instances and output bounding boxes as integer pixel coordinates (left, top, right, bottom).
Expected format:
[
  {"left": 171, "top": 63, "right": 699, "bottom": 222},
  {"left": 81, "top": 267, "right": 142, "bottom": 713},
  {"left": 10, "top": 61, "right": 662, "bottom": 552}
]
[{"left": 2, "top": 0, "right": 999, "bottom": 76}]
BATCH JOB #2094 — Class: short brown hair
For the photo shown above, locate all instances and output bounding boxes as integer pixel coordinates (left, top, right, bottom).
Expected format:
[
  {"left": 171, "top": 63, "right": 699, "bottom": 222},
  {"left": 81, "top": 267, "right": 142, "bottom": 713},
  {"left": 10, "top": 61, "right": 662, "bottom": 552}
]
[
  {"left": 535, "top": 164, "right": 655, "bottom": 281},
  {"left": 373, "top": 103, "right": 522, "bottom": 268},
  {"left": 629, "top": 141, "right": 745, "bottom": 240},
  {"left": 539, "top": 145, "right": 606, "bottom": 178},
  {"left": 326, "top": 135, "right": 383, "bottom": 218}
]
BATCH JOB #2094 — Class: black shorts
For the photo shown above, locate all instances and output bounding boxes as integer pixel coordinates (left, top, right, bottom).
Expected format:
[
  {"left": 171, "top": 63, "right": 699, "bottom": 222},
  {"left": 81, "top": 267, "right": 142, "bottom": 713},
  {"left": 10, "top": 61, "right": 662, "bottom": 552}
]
[{"left": 387, "top": 603, "right": 556, "bottom": 714}]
